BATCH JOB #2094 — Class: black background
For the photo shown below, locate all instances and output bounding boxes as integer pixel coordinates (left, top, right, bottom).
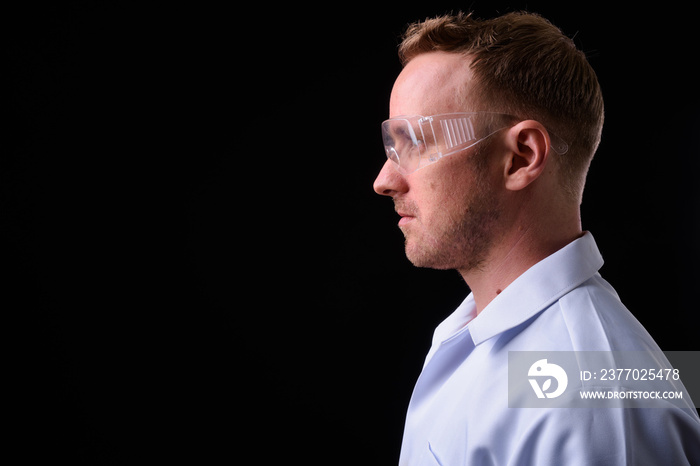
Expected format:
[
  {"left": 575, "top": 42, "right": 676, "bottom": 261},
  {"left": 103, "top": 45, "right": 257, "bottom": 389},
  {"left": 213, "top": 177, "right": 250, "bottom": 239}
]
[{"left": 6, "top": 2, "right": 699, "bottom": 464}]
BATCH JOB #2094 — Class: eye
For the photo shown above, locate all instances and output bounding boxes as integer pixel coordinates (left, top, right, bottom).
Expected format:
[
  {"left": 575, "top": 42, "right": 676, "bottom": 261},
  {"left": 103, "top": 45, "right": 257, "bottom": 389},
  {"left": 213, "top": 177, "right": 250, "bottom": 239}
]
[
  {"left": 392, "top": 129, "right": 413, "bottom": 150},
  {"left": 395, "top": 127, "right": 412, "bottom": 141}
]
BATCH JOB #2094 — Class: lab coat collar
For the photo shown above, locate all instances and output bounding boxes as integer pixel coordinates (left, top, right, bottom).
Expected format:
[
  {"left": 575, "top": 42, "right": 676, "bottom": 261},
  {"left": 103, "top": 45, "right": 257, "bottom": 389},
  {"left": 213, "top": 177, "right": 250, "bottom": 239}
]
[
  {"left": 464, "top": 232, "right": 603, "bottom": 345},
  {"left": 428, "top": 232, "right": 604, "bottom": 354}
]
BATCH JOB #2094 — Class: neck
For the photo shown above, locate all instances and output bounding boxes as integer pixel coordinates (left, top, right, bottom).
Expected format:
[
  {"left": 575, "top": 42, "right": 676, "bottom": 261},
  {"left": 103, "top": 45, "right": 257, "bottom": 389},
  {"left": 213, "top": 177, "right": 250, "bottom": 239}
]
[{"left": 459, "top": 210, "right": 583, "bottom": 314}]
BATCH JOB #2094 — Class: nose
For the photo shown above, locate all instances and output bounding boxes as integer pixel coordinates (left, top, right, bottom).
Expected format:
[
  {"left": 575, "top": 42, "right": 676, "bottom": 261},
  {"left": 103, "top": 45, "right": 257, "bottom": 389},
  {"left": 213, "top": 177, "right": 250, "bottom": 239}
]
[{"left": 373, "top": 159, "right": 408, "bottom": 197}]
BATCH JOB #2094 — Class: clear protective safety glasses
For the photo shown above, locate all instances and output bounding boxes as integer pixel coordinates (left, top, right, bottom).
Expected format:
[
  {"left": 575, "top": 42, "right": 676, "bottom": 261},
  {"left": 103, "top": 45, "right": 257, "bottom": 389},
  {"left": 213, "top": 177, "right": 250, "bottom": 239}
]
[{"left": 381, "top": 112, "right": 569, "bottom": 175}]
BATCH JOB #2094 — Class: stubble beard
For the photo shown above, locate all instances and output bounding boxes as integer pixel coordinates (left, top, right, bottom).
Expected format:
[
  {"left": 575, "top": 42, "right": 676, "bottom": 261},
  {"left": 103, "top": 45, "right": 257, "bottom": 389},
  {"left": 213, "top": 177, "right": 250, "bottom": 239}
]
[{"left": 401, "top": 173, "right": 501, "bottom": 273}]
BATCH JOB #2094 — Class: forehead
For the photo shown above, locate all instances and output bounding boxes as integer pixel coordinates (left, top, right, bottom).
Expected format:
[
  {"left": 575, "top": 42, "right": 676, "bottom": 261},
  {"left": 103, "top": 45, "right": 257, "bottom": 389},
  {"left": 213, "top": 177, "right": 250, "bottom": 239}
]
[{"left": 389, "top": 51, "right": 476, "bottom": 118}]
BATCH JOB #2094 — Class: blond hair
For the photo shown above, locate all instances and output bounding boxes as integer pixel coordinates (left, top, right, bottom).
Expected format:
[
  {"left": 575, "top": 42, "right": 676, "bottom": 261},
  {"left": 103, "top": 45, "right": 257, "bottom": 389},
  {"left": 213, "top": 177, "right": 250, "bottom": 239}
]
[{"left": 399, "top": 12, "right": 604, "bottom": 203}]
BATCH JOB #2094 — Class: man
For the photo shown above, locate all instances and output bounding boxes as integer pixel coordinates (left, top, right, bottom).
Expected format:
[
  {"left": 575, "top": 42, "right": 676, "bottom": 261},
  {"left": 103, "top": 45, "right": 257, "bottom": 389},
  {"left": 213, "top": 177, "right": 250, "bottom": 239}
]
[{"left": 373, "top": 11, "right": 700, "bottom": 465}]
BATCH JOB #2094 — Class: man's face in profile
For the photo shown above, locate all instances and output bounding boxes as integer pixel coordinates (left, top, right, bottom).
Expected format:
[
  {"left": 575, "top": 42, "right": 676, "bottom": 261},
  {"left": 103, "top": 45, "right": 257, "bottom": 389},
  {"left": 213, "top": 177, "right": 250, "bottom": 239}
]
[{"left": 374, "top": 51, "right": 504, "bottom": 273}]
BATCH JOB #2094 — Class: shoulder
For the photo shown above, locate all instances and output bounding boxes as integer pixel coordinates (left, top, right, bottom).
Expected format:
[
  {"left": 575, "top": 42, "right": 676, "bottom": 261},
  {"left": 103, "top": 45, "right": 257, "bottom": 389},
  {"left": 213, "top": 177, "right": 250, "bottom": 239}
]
[{"left": 520, "top": 273, "right": 659, "bottom": 351}]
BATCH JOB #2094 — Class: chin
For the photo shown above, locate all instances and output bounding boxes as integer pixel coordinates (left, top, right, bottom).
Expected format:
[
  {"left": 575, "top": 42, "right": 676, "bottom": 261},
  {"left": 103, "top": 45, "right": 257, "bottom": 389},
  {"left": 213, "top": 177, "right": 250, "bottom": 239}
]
[
  {"left": 404, "top": 239, "right": 457, "bottom": 270},
  {"left": 404, "top": 231, "right": 490, "bottom": 272}
]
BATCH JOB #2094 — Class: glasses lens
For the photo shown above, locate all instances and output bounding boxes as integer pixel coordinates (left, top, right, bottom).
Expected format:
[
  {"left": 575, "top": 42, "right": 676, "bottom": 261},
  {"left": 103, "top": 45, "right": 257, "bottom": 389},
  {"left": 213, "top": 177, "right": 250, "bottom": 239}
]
[{"left": 381, "top": 119, "right": 423, "bottom": 174}]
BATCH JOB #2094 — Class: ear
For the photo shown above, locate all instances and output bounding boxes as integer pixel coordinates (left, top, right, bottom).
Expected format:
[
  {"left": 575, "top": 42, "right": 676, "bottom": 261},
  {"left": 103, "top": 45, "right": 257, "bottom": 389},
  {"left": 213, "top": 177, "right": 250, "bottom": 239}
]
[{"left": 502, "top": 120, "right": 551, "bottom": 192}]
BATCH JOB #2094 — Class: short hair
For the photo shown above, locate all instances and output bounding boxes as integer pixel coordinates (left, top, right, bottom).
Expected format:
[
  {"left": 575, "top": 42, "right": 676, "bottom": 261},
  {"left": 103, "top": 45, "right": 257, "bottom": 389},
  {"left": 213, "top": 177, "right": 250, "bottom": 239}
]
[{"left": 398, "top": 11, "right": 604, "bottom": 203}]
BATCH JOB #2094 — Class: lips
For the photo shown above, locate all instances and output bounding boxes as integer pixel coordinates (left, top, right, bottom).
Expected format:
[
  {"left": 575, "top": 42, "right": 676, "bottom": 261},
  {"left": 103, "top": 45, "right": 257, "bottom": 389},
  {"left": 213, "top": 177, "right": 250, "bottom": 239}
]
[
  {"left": 394, "top": 200, "right": 418, "bottom": 227},
  {"left": 396, "top": 210, "right": 416, "bottom": 226},
  {"left": 398, "top": 215, "right": 414, "bottom": 226}
]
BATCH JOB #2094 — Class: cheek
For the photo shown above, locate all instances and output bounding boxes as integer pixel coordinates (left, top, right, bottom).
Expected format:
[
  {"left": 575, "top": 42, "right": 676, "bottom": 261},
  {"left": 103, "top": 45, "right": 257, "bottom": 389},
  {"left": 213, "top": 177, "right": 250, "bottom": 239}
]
[
  {"left": 416, "top": 181, "right": 465, "bottom": 226},
  {"left": 410, "top": 157, "right": 476, "bottom": 220}
]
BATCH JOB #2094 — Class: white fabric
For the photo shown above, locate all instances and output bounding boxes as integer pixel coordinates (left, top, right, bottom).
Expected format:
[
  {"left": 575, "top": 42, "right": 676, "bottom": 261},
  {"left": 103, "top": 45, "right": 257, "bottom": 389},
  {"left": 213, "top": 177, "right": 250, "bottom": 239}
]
[{"left": 399, "top": 232, "right": 700, "bottom": 465}]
